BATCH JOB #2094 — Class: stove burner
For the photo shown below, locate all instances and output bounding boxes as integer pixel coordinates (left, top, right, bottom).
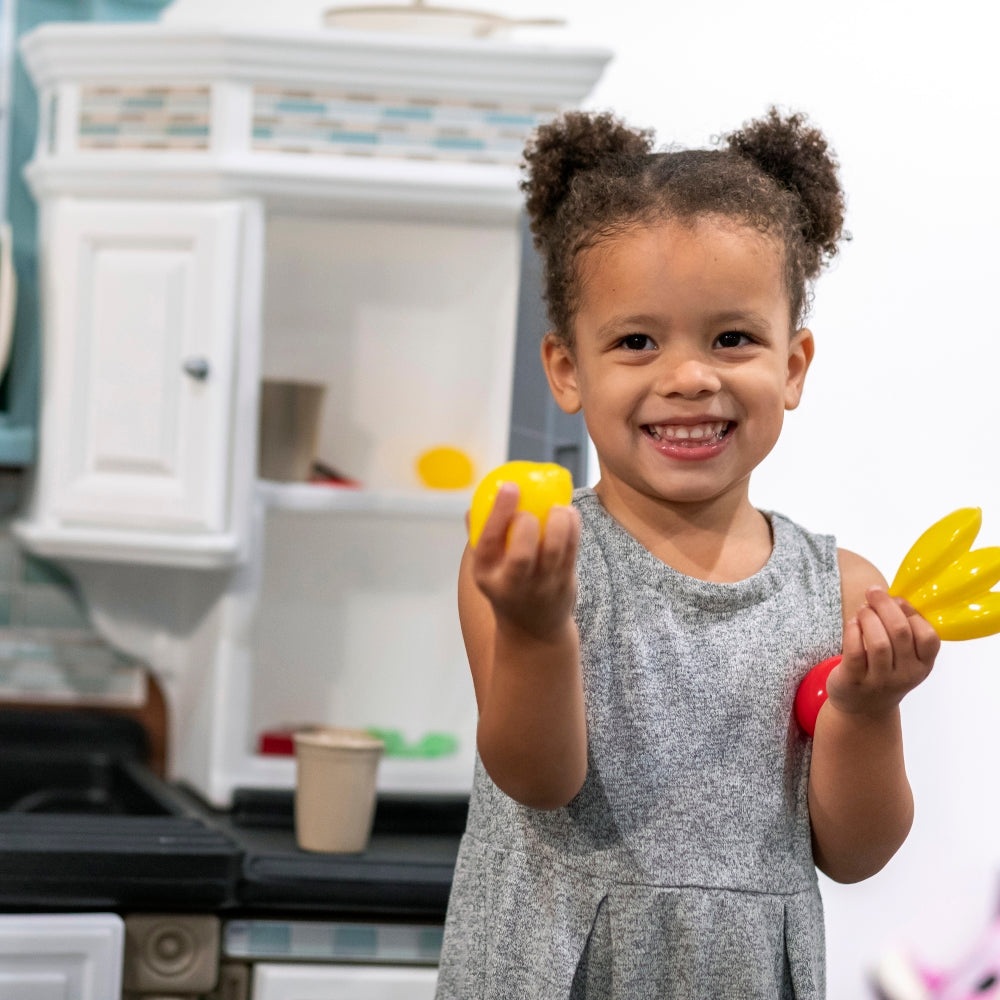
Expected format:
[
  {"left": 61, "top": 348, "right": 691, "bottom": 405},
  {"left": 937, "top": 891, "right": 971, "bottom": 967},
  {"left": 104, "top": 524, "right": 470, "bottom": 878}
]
[
  {"left": 8, "top": 785, "right": 118, "bottom": 814},
  {"left": 0, "top": 709, "right": 171, "bottom": 816}
]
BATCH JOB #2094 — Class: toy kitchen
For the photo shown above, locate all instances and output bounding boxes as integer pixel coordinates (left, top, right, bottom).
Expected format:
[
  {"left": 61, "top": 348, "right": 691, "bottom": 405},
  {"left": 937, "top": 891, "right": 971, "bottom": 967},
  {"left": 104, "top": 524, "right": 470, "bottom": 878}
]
[{"left": 0, "top": 0, "right": 608, "bottom": 995}]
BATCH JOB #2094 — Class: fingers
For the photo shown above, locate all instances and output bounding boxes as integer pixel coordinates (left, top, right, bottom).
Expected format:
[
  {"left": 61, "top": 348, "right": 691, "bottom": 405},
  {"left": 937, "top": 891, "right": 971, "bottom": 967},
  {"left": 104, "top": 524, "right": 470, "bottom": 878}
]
[
  {"left": 841, "top": 614, "right": 865, "bottom": 671},
  {"left": 844, "top": 587, "right": 939, "bottom": 676},
  {"left": 858, "top": 588, "right": 915, "bottom": 669},
  {"left": 831, "top": 587, "right": 939, "bottom": 720},
  {"left": 896, "top": 596, "right": 942, "bottom": 664},
  {"left": 504, "top": 505, "right": 579, "bottom": 579},
  {"left": 469, "top": 496, "right": 580, "bottom": 639},
  {"left": 537, "top": 505, "right": 581, "bottom": 577},
  {"left": 471, "top": 485, "right": 579, "bottom": 582},
  {"left": 473, "top": 483, "right": 522, "bottom": 564}
]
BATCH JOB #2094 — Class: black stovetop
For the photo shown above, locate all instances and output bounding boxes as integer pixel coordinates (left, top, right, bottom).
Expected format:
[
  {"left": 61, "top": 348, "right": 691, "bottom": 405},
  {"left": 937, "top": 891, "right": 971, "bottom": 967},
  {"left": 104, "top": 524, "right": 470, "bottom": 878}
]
[
  {"left": 197, "top": 786, "right": 466, "bottom": 919},
  {"left": 0, "top": 710, "right": 241, "bottom": 911},
  {"left": 0, "top": 709, "right": 464, "bottom": 919}
]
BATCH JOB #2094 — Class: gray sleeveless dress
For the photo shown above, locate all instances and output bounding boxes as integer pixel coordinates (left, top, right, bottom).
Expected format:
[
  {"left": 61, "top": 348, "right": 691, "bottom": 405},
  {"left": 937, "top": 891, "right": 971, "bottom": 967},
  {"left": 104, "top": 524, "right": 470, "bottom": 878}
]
[{"left": 436, "top": 488, "right": 843, "bottom": 999}]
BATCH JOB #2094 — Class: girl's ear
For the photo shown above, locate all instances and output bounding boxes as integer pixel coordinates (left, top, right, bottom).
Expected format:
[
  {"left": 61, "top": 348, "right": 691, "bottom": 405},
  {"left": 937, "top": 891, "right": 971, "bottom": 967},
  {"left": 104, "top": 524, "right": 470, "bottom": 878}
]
[
  {"left": 784, "top": 328, "right": 815, "bottom": 411},
  {"left": 541, "top": 332, "right": 583, "bottom": 414}
]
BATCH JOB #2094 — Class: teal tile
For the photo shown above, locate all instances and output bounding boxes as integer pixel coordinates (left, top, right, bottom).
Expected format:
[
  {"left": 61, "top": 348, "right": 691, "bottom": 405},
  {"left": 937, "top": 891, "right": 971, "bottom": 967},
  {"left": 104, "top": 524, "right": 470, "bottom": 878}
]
[
  {"left": 383, "top": 107, "right": 433, "bottom": 121},
  {"left": 0, "top": 533, "right": 19, "bottom": 584},
  {"left": 334, "top": 925, "right": 377, "bottom": 959},
  {"left": 14, "top": 586, "right": 89, "bottom": 629},
  {"left": 327, "top": 131, "right": 379, "bottom": 145},
  {"left": 20, "top": 552, "right": 75, "bottom": 589},
  {"left": 248, "top": 923, "right": 291, "bottom": 955}
]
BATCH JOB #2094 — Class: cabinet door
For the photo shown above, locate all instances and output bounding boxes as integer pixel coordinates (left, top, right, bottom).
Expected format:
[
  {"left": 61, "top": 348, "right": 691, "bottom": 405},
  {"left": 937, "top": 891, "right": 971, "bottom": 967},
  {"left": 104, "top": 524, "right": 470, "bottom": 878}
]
[
  {"left": 0, "top": 913, "right": 124, "bottom": 999},
  {"left": 42, "top": 198, "right": 246, "bottom": 534},
  {"left": 253, "top": 963, "right": 438, "bottom": 999}
]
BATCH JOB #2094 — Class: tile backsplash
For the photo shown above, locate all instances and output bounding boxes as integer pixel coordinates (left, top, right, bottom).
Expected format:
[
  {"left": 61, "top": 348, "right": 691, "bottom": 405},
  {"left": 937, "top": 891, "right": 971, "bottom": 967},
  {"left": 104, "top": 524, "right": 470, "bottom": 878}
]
[
  {"left": 0, "top": 529, "right": 89, "bottom": 630},
  {"left": 0, "top": 472, "right": 88, "bottom": 631},
  {"left": 0, "top": 476, "right": 147, "bottom": 708}
]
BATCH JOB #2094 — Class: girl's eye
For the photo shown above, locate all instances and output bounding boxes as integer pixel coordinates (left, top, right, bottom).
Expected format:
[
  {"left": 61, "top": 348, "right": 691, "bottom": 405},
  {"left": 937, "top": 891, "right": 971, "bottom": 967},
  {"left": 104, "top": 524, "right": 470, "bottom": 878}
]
[
  {"left": 716, "top": 331, "right": 753, "bottom": 349},
  {"left": 620, "top": 334, "right": 655, "bottom": 351}
]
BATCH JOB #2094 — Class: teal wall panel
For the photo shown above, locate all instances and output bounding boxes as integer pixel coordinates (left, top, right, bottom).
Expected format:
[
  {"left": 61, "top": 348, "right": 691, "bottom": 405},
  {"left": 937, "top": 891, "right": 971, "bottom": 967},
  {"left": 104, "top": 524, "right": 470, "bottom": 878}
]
[{"left": 0, "top": 0, "right": 171, "bottom": 465}]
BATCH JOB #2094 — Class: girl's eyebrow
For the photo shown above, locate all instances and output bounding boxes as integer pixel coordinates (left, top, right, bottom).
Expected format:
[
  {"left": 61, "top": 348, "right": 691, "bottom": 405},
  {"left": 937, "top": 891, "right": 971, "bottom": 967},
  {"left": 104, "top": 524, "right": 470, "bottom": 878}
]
[
  {"left": 594, "top": 309, "right": 771, "bottom": 337},
  {"left": 594, "top": 313, "right": 663, "bottom": 336},
  {"left": 707, "top": 309, "right": 771, "bottom": 328}
]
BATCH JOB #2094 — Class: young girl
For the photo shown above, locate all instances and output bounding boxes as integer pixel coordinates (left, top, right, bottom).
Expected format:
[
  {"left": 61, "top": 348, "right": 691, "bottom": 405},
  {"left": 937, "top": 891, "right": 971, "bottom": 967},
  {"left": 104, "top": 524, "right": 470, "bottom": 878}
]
[{"left": 435, "top": 109, "right": 940, "bottom": 999}]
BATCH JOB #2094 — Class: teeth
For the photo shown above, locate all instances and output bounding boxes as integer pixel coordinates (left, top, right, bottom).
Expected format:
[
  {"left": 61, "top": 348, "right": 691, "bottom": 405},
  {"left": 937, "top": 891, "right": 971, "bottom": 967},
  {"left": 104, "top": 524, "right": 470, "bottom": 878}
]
[{"left": 649, "top": 421, "right": 729, "bottom": 441}]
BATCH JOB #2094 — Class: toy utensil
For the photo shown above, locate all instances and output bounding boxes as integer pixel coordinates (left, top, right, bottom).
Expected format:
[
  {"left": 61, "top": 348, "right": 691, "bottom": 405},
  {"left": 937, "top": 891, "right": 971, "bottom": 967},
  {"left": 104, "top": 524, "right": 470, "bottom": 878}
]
[{"left": 795, "top": 508, "right": 1000, "bottom": 736}]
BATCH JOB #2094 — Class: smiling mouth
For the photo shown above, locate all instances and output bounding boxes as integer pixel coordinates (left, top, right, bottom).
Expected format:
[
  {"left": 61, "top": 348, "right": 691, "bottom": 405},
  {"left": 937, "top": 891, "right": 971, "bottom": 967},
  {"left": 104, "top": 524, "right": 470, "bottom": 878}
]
[{"left": 645, "top": 421, "right": 733, "bottom": 444}]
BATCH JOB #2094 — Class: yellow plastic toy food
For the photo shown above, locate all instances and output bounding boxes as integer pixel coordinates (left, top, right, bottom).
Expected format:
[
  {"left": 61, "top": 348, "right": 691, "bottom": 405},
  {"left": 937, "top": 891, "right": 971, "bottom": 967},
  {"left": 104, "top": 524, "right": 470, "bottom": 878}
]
[
  {"left": 796, "top": 507, "right": 1000, "bottom": 735},
  {"left": 468, "top": 461, "right": 573, "bottom": 548},
  {"left": 416, "top": 446, "right": 475, "bottom": 490},
  {"left": 888, "top": 507, "right": 1000, "bottom": 641}
]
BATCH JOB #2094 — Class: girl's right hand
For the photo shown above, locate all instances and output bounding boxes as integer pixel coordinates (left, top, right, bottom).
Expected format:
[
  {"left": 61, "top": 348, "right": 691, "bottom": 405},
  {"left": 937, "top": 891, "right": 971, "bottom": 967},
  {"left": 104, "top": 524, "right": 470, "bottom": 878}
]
[
  {"left": 468, "top": 482, "right": 581, "bottom": 641},
  {"left": 826, "top": 587, "right": 939, "bottom": 724}
]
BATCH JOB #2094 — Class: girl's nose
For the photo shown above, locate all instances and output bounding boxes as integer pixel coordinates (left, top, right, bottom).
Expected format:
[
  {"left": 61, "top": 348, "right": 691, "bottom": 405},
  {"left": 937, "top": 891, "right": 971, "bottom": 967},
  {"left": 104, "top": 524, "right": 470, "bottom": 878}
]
[{"left": 655, "top": 354, "right": 722, "bottom": 398}]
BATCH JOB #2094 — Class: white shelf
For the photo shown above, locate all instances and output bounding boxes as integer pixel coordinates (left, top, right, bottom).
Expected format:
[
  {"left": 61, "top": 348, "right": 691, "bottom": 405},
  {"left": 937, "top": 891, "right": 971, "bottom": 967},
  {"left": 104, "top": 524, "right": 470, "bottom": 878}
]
[
  {"left": 11, "top": 518, "right": 243, "bottom": 568},
  {"left": 23, "top": 155, "right": 525, "bottom": 223},
  {"left": 228, "top": 751, "right": 474, "bottom": 798},
  {"left": 257, "top": 479, "right": 470, "bottom": 518}
]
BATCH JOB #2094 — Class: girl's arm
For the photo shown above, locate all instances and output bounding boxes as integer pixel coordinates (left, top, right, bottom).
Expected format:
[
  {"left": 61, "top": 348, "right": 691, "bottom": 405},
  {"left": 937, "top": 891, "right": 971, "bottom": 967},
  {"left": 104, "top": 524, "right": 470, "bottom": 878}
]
[
  {"left": 459, "top": 482, "right": 587, "bottom": 810},
  {"left": 808, "top": 549, "right": 940, "bottom": 883}
]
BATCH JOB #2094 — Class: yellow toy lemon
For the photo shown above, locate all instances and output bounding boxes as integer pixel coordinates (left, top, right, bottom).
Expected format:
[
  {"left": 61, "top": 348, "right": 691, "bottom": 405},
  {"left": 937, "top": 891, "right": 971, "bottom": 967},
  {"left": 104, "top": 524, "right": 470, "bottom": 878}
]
[
  {"left": 468, "top": 461, "right": 573, "bottom": 548},
  {"left": 416, "top": 446, "right": 475, "bottom": 490}
]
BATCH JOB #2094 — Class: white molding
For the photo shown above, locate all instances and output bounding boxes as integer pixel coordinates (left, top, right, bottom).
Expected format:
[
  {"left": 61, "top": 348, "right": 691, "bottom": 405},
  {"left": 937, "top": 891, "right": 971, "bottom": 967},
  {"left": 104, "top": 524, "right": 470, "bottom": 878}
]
[
  {"left": 23, "top": 155, "right": 525, "bottom": 222},
  {"left": 257, "top": 480, "right": 470, "bottom": 517},
  {"left": 20, "top": 23, "right": 612, "bottom": 103},
  {"left": 12, "top": 518, "right": 243, "bottom": 568}
]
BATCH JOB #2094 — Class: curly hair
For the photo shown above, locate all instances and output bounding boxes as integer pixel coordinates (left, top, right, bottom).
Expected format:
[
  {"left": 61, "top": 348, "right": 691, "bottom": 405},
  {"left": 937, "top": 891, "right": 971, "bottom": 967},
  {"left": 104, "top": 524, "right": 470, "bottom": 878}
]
[{"left": 520, "top": 107, "right": 846, "bottom": 343}]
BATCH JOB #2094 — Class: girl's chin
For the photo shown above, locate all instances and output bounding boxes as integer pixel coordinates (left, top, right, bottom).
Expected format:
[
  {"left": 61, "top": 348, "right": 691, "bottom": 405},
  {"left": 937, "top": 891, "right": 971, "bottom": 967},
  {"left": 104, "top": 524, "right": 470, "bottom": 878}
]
[{"left": 602, "top": 476, "right": 750, "bottom": 509}]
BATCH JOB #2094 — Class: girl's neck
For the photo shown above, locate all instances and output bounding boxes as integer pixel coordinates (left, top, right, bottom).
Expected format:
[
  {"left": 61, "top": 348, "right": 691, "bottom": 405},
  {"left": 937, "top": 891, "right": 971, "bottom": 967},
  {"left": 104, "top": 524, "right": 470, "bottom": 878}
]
[{"left": 592, "top": 479, "right": 773, "bottom": 583}]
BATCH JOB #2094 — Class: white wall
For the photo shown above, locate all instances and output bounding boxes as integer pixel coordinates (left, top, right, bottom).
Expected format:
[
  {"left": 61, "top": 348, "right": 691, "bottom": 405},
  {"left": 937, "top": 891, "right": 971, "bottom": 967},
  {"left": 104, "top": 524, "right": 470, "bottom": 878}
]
[{"left": 517, "top": 2, "right": 1000, "bottom": 996}]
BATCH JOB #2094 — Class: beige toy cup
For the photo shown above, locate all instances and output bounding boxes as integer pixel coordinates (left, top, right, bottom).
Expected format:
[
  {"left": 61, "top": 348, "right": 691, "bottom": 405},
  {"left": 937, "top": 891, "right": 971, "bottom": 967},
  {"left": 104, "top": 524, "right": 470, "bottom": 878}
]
[
  {"left": 258, "top": 379, "right": 326, "bottom": 482},
  {"left": 293, "top": 727, "right": 384, "bottom": 853}
]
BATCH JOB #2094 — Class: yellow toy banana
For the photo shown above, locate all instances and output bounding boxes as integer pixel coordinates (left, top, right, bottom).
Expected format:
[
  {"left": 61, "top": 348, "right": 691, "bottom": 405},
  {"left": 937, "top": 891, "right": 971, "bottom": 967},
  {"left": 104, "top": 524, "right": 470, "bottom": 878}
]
[
  {"left": 888, "top": 507, "right": 983, "bottom": 598},
  {"left": 888, "top": 508, "right": 1000, "bottom": 641},
  {"left": 796, "top": 507, "right": 1000, "bottom": 734}
]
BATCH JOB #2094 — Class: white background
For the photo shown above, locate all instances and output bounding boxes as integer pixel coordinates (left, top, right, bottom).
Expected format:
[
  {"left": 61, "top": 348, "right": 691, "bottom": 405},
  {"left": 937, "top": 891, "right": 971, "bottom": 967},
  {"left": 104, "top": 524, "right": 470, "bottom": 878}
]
[
  {"left": 507, "top": 3, "right": 1000, "bottom": 994},
  {"left": 523, "top": 7, "right": 1000, "bottom": 998},
  {"left": 170, "top": 0, "right": 1000, "bottom": 994}
]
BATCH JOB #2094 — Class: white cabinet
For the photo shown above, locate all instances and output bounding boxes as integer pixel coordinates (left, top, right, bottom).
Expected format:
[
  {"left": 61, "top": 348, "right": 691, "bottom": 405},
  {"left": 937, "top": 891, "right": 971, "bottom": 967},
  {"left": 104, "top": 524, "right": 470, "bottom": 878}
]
[
  {"left": 19, "top": 196, "right": 262, "bottom": 567},
  {"left": 14, "top": 21, "right": 609, "bottom": 805},
  {"left": 253, "top": 963, "right": 437, "bottom": 1000},
  {"left": 0, "top": 913, "right": 124, "bottom": 1000}
]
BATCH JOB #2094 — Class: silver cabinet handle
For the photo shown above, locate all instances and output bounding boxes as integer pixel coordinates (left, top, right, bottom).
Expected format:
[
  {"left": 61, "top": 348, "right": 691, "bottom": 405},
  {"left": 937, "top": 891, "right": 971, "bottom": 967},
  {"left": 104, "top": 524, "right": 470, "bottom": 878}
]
[{"left": 182, "top": 357, "right": 210, "bottom": 381}]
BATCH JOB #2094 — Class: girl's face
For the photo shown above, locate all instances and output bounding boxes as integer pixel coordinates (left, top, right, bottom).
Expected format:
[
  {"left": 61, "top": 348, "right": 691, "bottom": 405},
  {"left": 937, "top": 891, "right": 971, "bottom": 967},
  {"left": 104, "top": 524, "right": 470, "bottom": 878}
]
[{"left": 542, "top": 216, "right": 813, "bottom": 518}]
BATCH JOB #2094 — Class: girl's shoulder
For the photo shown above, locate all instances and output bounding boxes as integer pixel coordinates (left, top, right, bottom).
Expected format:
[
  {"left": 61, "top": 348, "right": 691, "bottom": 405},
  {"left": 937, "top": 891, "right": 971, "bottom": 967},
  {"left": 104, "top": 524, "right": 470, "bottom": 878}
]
[{"left": 836, "top": 547, "right": 888, "bottom": 619}]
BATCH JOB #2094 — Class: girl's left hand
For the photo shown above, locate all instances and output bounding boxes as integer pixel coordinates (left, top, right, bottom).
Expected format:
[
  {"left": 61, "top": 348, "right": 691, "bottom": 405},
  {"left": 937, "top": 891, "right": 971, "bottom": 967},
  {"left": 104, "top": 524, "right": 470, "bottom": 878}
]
[{"left": 825, "top": 587, "right": 940, "bottom": 722}]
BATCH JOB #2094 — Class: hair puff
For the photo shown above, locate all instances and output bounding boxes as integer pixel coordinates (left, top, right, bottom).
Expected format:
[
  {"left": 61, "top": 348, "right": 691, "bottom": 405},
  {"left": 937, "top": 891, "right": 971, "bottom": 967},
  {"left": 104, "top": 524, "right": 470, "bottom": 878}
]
[
  {"left": 521, "top": 111, "right": 653, "bottom": 246},
  {"left": 724, "top": 108, "right": 845, "bottom": 279}
]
